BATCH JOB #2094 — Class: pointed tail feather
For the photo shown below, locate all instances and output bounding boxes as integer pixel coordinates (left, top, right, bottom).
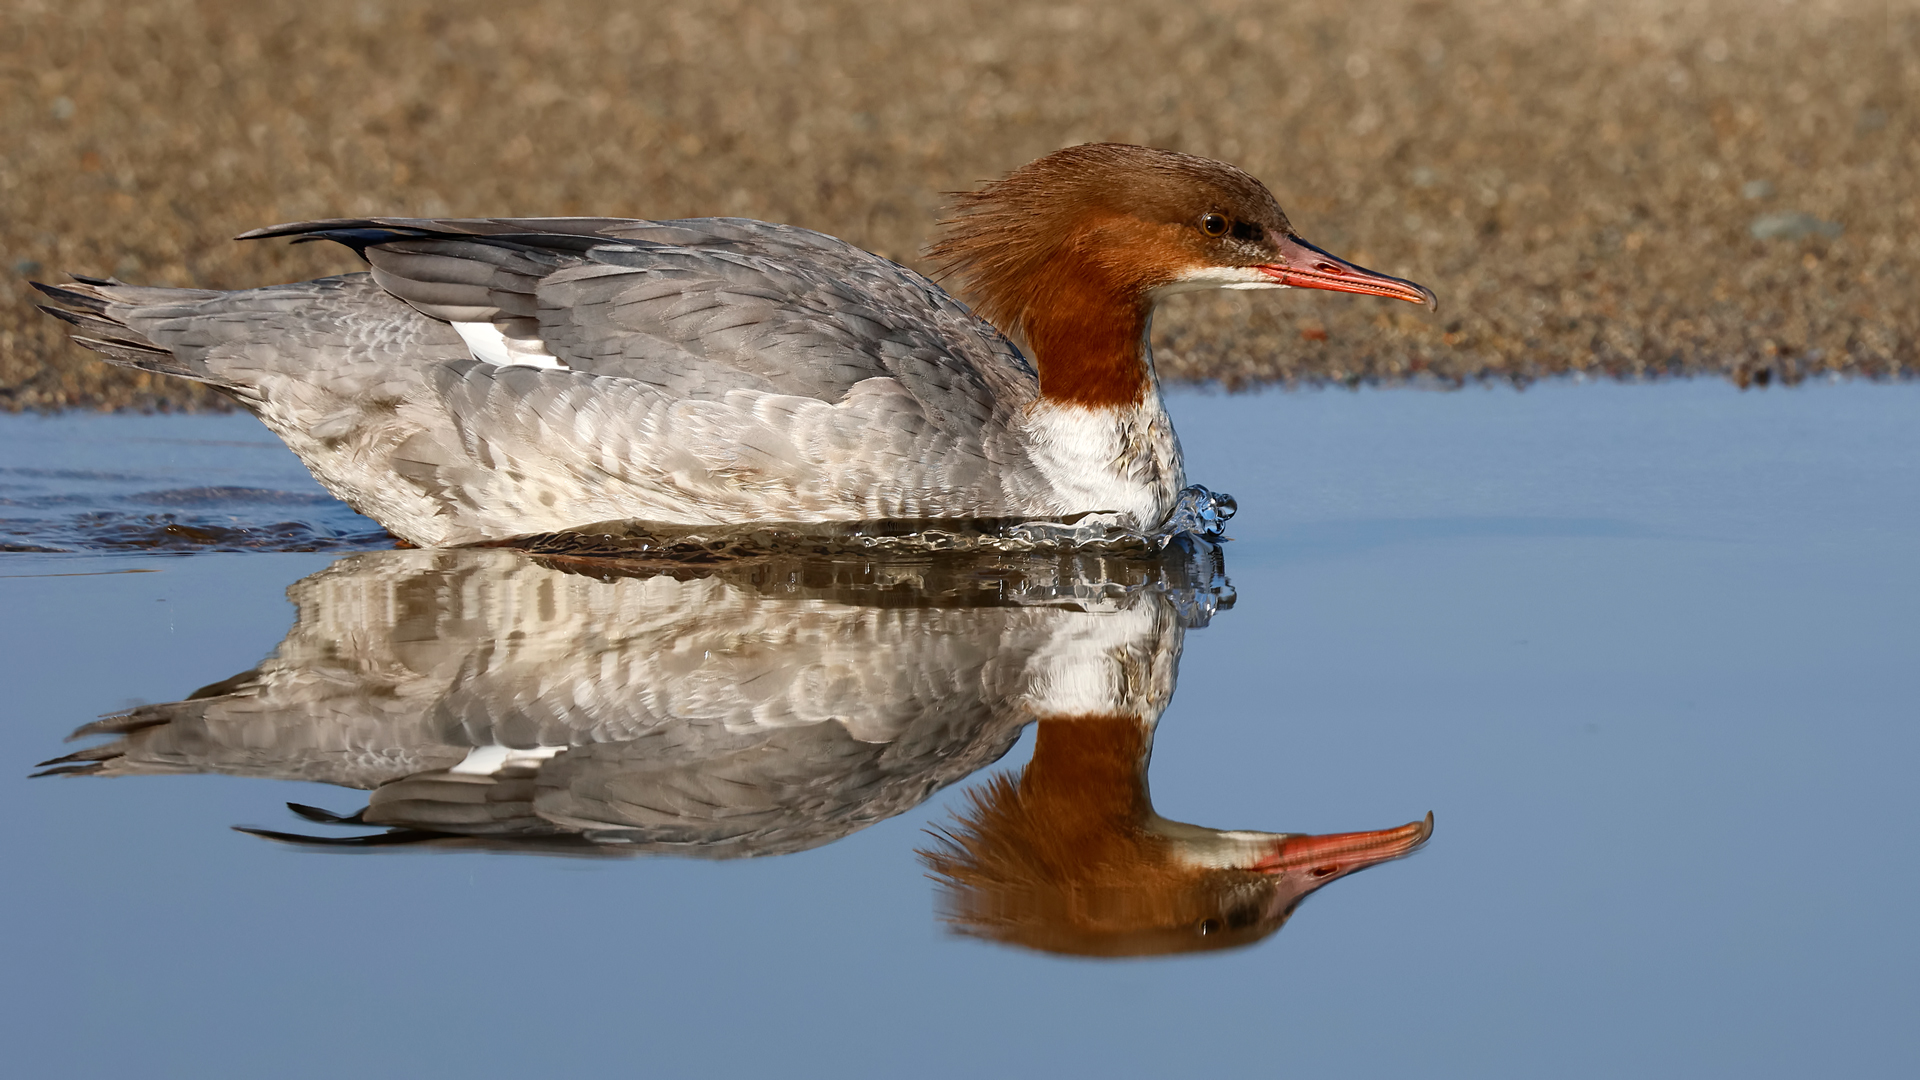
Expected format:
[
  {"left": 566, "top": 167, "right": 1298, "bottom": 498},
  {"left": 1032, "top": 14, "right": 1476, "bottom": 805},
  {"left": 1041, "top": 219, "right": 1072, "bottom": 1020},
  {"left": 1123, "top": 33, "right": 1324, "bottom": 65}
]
[
  {"left": 31, "top": 278, "right": 211, "bottom": 380},
  {"left": 34, "top": 744, "right": 124, "bottom": 769},
  {"left": 29, "top": 762, "right": 106, "bottom": 778}
]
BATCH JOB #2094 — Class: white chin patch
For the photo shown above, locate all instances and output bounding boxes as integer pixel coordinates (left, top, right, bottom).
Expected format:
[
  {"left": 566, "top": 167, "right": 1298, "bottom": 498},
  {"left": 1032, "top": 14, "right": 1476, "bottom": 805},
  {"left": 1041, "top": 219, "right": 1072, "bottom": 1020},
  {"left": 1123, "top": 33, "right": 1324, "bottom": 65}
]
[
  {"left": 1155, "top": 265, "right": 1285, "bottom": 296},
  {"left": 452, "top": 321, "right": 570, "bottom": 370}
]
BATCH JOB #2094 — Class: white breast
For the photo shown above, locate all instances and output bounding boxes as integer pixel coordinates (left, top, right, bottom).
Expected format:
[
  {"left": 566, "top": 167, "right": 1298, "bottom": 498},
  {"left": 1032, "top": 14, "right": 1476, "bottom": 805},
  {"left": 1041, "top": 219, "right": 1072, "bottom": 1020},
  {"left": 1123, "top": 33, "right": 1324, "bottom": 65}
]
[{"left": 1020, "top": 394, "right": 1186, "bottom": 531}]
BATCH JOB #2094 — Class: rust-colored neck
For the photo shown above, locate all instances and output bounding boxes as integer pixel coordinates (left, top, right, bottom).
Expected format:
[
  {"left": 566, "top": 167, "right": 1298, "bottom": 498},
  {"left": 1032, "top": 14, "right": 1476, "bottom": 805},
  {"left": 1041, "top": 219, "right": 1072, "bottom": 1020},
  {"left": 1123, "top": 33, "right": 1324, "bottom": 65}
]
[
  {"left": 935, "top": 209, "right": 1174, "bottom": 411},
  {"left": 1020, "top": 253, "right": 1154, "bottom": 410}
]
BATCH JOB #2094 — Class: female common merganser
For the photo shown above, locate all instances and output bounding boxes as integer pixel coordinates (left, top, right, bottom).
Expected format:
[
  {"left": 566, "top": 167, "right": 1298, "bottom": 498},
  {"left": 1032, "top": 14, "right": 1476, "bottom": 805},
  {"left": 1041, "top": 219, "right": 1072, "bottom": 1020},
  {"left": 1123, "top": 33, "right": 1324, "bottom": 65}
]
[{"left": 35, "top": 144, "right": 1436, "bottom": 547}]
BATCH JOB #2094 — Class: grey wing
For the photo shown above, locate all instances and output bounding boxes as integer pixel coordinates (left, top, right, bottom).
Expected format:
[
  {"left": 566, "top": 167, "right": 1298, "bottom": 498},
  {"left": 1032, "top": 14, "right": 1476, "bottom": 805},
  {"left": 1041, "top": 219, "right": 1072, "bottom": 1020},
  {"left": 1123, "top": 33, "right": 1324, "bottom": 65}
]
[{"left": 244, "top": 216, "right": 1038, "bottom": 415}]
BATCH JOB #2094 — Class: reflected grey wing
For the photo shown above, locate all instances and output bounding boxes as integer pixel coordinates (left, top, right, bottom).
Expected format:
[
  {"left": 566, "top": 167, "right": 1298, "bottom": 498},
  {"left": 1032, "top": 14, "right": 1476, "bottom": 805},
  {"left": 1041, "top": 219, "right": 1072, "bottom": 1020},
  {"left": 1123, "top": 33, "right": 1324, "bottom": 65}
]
[
  {"left": 515, "top": 704, "right": 1027, "bottom": 857},
  {"left": 37, "top": 551, "right": 1086, "bottom": 851},
  {"left": 37, "top": 549, "right": 1189, "bottom": 855},
  {"left": 350, "top": 699, "right": 1027, "bottom": 857}
]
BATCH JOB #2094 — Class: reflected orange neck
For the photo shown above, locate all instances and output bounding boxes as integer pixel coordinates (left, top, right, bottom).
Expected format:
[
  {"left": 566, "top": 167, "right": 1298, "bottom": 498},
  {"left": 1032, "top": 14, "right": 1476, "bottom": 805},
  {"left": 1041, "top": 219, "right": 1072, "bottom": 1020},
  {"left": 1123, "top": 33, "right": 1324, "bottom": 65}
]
[{"left": 1021, "top": 715, "right": 1153, "bottom": 843}]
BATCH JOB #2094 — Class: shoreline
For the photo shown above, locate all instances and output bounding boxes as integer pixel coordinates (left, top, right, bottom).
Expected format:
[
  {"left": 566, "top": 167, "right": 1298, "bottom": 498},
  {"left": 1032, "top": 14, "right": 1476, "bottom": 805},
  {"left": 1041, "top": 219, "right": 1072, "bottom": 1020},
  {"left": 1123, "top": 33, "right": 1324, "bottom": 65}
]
[{"left": 3, "top": 0, "right": 1912, "bottom": 410}]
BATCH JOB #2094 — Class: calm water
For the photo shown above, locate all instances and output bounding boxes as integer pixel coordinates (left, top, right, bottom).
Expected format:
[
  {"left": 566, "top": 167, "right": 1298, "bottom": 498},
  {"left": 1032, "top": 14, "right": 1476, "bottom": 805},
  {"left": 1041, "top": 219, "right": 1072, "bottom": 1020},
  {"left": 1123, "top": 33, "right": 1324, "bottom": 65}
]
[{"left": 3, "top": 381, "right": 1915, "bottom": 1078}]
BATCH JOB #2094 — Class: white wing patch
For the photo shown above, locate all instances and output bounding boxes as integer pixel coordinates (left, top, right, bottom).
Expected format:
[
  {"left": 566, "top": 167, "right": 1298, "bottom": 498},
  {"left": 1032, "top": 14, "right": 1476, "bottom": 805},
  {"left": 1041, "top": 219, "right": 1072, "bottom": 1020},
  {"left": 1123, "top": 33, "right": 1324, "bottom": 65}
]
[
  {"left": 449, "top": 743, "right": 570, "bottom": 775},
  {"left": 452, "top": 321, "right": 569, "bottom": 370}
]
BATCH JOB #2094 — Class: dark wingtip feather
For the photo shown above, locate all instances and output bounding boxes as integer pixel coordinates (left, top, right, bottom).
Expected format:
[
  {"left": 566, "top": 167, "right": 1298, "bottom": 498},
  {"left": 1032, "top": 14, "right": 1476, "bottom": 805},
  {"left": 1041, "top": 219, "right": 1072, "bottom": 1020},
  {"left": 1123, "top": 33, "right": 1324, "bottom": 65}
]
[
  {"left": 237, "top": 219, "right": 417, "bottom": 262},
  {"left": 34, "top": 745, "right": 121, "bottom": 768},
  {"left": 30, "top": 280, "right": 110, "bottom": 312},
  {"left": 236, "top": 218, "right": 374, "bottom": 241},
  {"left": 36, "top": 307, "right": 162, "bottom": 355},
  {"left": 68, "top": 711, "right": 166, "bottom": 741},
  {"left": 30, "top": 763, "right": 104, "bottom": 778},
  {"left": 35, "top": 302, "right": 94, "bottom": 328},
  {"left": 286, "top": 802, "right": 367, "bottom": 825},
  {"left": 233, "top": 825, "right": 441, "bottom": 847}
]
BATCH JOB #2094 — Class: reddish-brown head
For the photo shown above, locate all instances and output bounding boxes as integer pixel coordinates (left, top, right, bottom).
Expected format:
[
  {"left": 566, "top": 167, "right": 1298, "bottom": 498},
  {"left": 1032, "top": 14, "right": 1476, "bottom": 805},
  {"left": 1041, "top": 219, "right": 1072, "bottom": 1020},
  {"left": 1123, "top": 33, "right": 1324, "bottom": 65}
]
[
  {"left": 919, "top": 715, "right": 1432, "bottom": 958},
  {"left": 930, "top": 144, "right": 1436, "bottom": 409}
]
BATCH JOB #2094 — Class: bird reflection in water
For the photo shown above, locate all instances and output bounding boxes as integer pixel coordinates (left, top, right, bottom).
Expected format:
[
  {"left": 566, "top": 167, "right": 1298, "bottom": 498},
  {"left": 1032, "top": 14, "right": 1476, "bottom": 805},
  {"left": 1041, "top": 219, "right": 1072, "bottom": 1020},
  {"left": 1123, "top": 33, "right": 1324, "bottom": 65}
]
[{"left": 35, "top": 540, "right": 1428, "bottom": 957}]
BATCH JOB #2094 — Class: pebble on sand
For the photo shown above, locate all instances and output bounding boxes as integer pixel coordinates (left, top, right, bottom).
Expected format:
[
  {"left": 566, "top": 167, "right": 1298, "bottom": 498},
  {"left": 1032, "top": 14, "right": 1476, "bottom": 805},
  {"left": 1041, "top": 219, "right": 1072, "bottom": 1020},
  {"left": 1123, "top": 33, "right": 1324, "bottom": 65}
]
[{"left": 1749, "top": 212, "right": 1844, "bottom": 242}]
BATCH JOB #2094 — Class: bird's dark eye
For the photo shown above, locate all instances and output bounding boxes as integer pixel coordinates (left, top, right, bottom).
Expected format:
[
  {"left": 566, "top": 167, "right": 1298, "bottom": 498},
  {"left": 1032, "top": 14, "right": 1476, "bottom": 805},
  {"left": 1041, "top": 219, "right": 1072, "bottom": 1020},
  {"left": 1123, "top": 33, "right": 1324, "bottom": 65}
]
[
  {"left": 1200, "top": 213, "right": 1229, "bottom": 237},
  {"left": 1198, "top": 918, "right": 1223, "bottom": 935}
]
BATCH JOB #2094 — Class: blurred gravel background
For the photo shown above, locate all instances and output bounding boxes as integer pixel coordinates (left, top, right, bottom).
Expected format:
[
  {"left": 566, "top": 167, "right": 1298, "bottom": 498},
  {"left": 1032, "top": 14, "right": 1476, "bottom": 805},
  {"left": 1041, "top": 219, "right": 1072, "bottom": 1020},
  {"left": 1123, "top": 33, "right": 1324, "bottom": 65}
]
[{"left": 1, "top": 0, "right": 1913, "bottom": 410}]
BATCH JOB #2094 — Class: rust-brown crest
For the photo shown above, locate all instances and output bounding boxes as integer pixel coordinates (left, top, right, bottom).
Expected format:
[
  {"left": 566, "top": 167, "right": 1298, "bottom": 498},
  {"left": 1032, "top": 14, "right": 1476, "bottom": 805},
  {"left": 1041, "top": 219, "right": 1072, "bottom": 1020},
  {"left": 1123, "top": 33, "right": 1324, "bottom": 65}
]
[
  {"left": 929, "top": 144, "right": 1295, "bottom": 410},
  {"left": 918, "top": 715, "right": 1288, "bottom": 958}
]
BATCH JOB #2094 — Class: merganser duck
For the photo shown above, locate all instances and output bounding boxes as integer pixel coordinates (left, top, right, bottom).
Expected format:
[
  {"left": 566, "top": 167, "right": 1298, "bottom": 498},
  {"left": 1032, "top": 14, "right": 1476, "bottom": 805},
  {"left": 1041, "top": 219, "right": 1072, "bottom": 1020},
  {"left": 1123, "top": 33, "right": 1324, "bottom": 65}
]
[
  {"left": 34, "top": 144, "right": 1435, "bottom": 547},
  {"left": 922, "top": 714, "right": 1432, "bottom": 958}
]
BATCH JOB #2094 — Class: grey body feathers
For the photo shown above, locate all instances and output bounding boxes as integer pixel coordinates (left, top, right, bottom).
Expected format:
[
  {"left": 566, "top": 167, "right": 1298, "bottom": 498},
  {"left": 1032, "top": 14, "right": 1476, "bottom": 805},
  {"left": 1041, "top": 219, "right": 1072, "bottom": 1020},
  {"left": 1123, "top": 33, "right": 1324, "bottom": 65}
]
[{"left": 33, "top": 218, "right": 1126, "bottom": 546}]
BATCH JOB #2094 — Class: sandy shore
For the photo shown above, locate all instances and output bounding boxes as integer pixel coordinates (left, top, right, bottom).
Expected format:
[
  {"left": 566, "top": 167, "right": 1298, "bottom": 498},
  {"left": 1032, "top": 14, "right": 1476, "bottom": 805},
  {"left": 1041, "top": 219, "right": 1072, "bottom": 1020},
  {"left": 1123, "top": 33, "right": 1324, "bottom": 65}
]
[{"left": 1, "top": 0, "right": 1912, "bottom": 410}]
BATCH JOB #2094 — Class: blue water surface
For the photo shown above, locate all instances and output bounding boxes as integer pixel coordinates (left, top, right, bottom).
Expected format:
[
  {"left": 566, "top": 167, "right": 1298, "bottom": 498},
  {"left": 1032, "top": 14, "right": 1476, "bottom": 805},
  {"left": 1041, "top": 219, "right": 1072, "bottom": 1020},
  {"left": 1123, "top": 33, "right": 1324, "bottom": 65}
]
[{"left": 1, "top": 379, "right": 1914, "bottom": 1079}]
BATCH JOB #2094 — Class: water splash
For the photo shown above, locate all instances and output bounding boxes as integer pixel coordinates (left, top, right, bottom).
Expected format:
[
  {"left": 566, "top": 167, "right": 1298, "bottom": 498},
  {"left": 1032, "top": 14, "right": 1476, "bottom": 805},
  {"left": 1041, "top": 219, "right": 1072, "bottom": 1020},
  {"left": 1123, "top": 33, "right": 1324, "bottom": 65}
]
[
  {"left": 1160, "top": 484, "right": 1238, "bottom": 541},
  {"left": 500, "top": 485, "right": 1240, "bottom": 562}
]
